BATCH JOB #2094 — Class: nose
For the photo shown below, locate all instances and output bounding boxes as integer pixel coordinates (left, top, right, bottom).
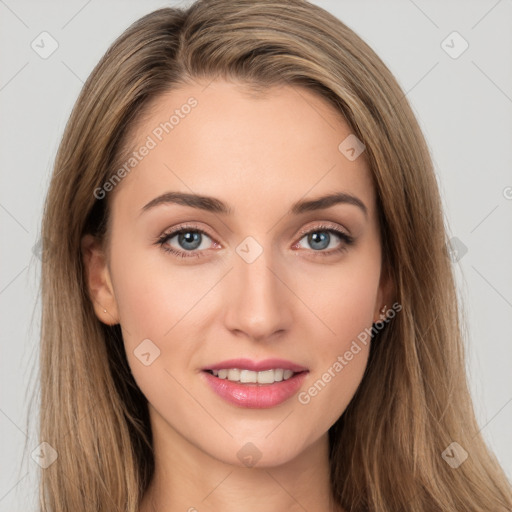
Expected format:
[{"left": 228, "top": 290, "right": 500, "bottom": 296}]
[{"left": 222, "top": 242, "right": 294, "bottom": 342}]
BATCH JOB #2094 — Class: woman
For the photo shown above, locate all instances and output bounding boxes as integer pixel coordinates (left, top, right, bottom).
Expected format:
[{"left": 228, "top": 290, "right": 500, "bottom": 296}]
[{"left": 37, "top": 0, "right": 512, "bottom": 510}]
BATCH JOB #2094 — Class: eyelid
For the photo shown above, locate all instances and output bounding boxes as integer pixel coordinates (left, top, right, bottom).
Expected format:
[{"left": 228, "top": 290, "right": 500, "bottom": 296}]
[
  {"left": 157, "top": 221, "right": 350, "bottom": 243},
  {"left": 158, "top": 222, "right": 216, "bottom": 241},
  {"left": 156, "top": 220, "right": 354, "bottom": 258},
  {"left": 156, "top": 222, "right": 219, "bottom": 249},
  {"left": 295, "top": 221, "right": 351, "bottom": 239}
]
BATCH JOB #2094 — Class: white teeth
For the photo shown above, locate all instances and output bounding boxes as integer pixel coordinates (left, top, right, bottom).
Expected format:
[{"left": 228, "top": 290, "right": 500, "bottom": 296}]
[
  {"left": 283, "top": 369, "right": 294, "bottom": 380},
  {"left": 257, "top": 370, "right": 275, "bottom": 384},
  {"left": 227, "top": 368, "right": 240, "bottom": 381},
  {"left": 274, "top": 369, "right": 284, "bottom": 382},
  {"left": 209, "top": 368, "right": 297, "bottom": 384},
  {"left": 240, "top": 369, "right": 257, "bottom": 383}
]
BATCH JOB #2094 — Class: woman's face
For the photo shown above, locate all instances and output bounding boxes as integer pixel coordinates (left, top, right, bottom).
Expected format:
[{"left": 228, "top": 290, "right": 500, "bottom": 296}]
[{"left": 84, "top": 79, "right": 391, "bottom": 467}]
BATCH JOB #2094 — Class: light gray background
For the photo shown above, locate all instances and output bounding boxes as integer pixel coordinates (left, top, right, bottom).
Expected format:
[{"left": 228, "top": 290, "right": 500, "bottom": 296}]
[{"left": 1, "top": 0, "right": 511, "bottom": 510}]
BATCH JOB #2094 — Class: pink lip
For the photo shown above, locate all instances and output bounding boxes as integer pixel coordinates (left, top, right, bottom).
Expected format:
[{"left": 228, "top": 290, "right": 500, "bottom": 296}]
[
  {"left": 203, "top": 358, "right": 308, "bottom": 373},
  {"left": 201, "top": 371, "right": 308, "bottom": 409}
]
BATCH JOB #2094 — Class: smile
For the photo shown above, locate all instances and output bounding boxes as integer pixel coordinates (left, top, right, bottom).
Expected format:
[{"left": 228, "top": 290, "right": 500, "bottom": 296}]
[{"left": 206, "top": 368, "right": 296, "bottom": 384}]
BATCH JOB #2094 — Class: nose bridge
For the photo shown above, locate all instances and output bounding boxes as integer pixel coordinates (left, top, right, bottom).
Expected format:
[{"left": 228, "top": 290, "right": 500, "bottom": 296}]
[{"left": 223, "top": 235, "right": 292, "bottom": 340}]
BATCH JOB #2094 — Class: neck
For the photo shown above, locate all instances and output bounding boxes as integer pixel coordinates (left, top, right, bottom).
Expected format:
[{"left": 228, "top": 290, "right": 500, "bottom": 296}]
[{"left": 139, "top": 409, "right": 343, "bottom": 512}]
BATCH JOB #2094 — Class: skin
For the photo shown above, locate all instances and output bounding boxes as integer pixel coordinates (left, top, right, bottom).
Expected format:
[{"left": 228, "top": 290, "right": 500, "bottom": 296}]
[{"left": 82, "top": 79, "right": 393, "bottom": 512}]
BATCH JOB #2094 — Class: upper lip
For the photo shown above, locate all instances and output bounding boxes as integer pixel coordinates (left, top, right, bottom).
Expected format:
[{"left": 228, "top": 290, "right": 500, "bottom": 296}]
[{"left": 203, "top": 358, "right": 308, "bottom": 373}]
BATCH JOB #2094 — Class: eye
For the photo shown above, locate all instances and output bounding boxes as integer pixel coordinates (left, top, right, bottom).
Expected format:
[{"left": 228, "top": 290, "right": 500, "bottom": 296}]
[
  {"left": 155, "top": 222, "right": 354, "bottom": 259},
  {"left": 293, "top": 224, "right": 354, "bottom": 256},
  {"left": 156, "top": 224, "right": 217, "bottom": 259}
]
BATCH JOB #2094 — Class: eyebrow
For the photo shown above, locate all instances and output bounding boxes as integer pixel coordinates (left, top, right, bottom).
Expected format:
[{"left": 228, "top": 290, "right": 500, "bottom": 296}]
[{"left": 141, "top": 191, "right": 368, "bottom": 218}]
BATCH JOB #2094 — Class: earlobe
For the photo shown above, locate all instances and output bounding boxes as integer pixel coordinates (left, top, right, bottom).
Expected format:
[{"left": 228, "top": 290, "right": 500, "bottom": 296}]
[
  {"left": 81, "top": 234, "right": 119, "bottom": 325},
  {"left": 373, "top": 265, "right": 395, "bottom": 324}
]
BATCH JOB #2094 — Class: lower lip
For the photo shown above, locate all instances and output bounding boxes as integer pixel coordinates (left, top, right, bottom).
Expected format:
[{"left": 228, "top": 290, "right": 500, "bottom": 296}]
[{"left": 201, "top": 371, "right": 308, "bottom": 409}]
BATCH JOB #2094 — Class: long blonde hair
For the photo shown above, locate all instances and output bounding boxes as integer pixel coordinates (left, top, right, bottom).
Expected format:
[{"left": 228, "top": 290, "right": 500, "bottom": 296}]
[{"left": 36, "top": 0, "right": 512, "bottom": 510}]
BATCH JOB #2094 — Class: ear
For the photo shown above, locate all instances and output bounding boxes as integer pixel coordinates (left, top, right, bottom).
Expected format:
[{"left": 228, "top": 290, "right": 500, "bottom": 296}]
[
  {"left": 81, "top": 234, "right": 119, "bottom": 325},
  {"left": 373, "top": 263, "right": 395, "bottom": 324}
]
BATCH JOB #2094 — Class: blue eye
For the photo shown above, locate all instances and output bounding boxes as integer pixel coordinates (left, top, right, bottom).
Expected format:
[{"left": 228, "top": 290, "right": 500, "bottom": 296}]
[
  {"left": 157, "top": 226, "right": 213, "bottom": 258},
  {"left": 156, "top": 223, "right": 354, "bottom": 259},
  {"left": 171, "top": 231, "right": 206, "bottom": 251},
  {"left": 294, "top": 226, "right": 354, "bottom": 256},
  {"left": 300, "top": 231, "right": 341, "bottom": 251}
]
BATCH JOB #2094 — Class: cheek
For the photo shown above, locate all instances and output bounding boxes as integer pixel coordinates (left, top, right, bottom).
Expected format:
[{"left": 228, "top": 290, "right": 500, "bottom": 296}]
[
  {"left": 297, "top": 342, "right": 370, "bottom": 441},
  {"left": 107, "top": 241, "right": 200, "bottom": 387},
  {"left": 305, "top": 251, "right": 381, "bottom": 350},
  {"left": 293, "top": 252, "right": 380, "bottom": 429},
  {"left": 109, "top": 239, "right": 214, "bottom": 341}
]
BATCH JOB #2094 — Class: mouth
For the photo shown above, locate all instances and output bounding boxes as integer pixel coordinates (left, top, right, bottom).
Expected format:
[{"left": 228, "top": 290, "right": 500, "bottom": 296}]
[
  {"left": 203, "top": 368, "right": 303, "bottom": 385},
  {"left": 200, "top": 358, "right": 309, "bottom": 408}
]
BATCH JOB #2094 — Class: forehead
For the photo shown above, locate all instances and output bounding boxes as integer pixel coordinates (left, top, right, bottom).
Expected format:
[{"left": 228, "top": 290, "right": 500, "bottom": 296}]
[{"left": 111, "top": 79, "right": 376, "bottom": 219}]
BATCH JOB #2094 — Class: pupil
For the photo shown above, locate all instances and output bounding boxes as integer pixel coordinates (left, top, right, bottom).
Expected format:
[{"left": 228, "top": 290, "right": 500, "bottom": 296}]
[
  {"left": 309, "top": 232, "right": 329, "bottom": 250},
  {"left": 179, "top": 231, "right": 201, "bottom": 250}
]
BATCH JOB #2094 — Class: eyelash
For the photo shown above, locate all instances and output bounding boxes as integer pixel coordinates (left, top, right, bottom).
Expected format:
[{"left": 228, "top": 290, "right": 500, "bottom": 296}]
[{"left": 155, "top": 222, "right": 354, "bottom": 259}]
